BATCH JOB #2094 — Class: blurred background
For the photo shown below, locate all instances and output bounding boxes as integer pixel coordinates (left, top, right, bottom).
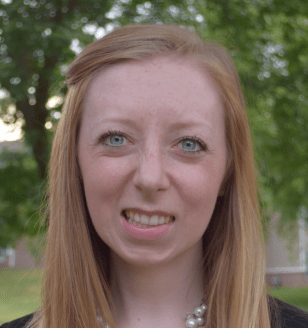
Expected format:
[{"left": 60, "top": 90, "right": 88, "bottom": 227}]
[{"left": 0, "top": 0, "right": 307, "bottom": 323}]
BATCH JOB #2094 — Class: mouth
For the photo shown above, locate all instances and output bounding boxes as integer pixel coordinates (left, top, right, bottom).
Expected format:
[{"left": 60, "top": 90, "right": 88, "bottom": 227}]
[
  {"left": 121, "top": 210, "right": 175, "bottom": 240},
  {"left": 121, "top": 210, "right": 175, "bottom": 224}
]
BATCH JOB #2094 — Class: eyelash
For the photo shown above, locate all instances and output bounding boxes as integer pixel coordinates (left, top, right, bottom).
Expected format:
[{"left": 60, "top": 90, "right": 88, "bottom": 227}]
[{"left": 99, "top": 129, "right": 207, "bottom": 156}]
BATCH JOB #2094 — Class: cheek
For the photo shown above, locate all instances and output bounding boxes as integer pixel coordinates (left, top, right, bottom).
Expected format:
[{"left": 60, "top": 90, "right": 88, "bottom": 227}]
[
  {"left": 82, "top": 158, "right": 129, "bottom": 203},
  {"left": 176, "top": 164, "right": 223, "bottom": 230},
  {"left": 80, "top": 159, "right": 129, "bottom": 236},
  {"left": 176, "top": 165, "right": 221, "bottom": 207}
]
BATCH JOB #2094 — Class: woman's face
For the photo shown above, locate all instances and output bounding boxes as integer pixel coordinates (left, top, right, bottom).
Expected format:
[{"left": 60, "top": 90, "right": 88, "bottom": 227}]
[{"left": 78, "top": 56, "right": 227, "bottom": 267}]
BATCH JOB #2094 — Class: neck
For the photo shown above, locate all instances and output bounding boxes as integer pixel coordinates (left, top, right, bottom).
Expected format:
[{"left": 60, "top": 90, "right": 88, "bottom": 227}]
[{"left": 109, "top": 239, "right": 205, "bottom": 328}]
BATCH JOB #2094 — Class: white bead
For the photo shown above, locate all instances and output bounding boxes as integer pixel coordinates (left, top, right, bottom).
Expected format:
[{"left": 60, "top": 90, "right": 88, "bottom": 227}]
[
  {"left": 196, "top": 317, "right": 205, "bottom": 326},
  {"left": 186, "top": 318, "right": 198, "bottom": 328},
  {"left": 194, "top": 306, "right": 205, "bottom": 317},
  {"left": 201, "top": 304, "right": 207, "bottom": 311}
]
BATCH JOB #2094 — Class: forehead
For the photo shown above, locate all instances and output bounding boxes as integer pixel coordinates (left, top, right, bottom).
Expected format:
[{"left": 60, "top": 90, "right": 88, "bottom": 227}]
[
  {"left": 82, "top": 56, "right": 225, "bottom": 129},
  {"left": 87, "top": 56, "right": 220, "bottom": 95}
]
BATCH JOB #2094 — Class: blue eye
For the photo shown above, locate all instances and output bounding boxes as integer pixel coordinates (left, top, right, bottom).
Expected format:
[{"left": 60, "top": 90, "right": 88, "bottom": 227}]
[
  {"left": 100, "top": 130, "right": 128, "bottom": 147},
  {"left": 99, "top": 129, "right": 207, "bottom": 156},
  {"left": 177, "top": 136, "right": 207, "bottom": 155}
]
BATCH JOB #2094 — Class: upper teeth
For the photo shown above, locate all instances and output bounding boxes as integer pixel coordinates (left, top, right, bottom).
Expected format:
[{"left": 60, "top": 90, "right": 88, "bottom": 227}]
[{"left": 125, "top": 210, "right": 174, "bottom": 226}]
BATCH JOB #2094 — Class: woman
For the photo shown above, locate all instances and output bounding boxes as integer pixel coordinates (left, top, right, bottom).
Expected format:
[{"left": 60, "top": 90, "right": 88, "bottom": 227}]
[{"left": 2, "top": 23, "right": 308, "bottom": 328}]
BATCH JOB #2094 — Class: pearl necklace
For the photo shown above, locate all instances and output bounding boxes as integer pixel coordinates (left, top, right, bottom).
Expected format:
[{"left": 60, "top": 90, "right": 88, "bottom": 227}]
[
  {"left": 97, "top": 296, "right": 207, "bottom": 328},
  {"left": 185, "top": 297, "right": 207, "bottom": 327}
]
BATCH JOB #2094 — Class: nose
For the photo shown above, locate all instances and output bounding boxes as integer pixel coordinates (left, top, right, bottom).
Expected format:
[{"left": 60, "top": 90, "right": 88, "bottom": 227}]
[{"left": 132, "top": 143, "right": 170, "bottom": 195}]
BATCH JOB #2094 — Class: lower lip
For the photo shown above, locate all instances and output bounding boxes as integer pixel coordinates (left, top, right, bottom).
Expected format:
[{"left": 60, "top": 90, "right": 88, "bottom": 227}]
[{"left": 121, "top": 216, "right": 173, "bottom": 241}]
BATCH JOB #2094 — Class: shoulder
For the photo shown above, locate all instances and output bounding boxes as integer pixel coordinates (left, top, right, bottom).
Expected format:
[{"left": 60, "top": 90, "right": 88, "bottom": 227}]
[
  {"left": 0, "top": 313, "right": 35, "bottom": 328},
  {"left": 268, "top": 295, "right": 308, "bottom": 328}
]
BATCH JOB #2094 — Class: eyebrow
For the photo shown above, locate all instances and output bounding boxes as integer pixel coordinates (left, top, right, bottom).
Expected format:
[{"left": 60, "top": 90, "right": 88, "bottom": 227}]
[{"left": 99, "top": 117, "right": 212, "bottom": 131}]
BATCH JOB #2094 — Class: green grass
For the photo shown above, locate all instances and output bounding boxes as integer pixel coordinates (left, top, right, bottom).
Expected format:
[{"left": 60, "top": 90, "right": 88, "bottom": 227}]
[
  {"left": 1, "top": 269, "right": 308, "bottom": 324},
  {"left": 0, "top": 269, "right": 43, "bottom": 325},
  {"left": 267, "top": 286, "right": 308, "bottom": 312}
]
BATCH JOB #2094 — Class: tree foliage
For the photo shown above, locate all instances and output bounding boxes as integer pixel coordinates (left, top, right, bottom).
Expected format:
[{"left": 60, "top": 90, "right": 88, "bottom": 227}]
[
  {"left": 0, "top": 0, "right": 307, "bottom": 248},
  {"left": 0, "top": 146, "right": 46, "bottom": 248}
]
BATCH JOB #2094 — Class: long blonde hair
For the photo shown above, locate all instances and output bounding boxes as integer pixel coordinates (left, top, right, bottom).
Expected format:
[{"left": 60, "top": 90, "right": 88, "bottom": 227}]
[{"left": 26, "top": 23, "right": 278, "bottom": 328}]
